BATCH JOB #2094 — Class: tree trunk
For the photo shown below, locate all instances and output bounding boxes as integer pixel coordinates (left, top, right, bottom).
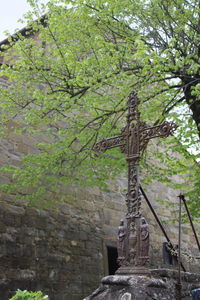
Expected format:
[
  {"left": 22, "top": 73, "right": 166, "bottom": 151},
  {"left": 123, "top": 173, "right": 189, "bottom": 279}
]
[{"left": 182, "top": 79, "right": 200, "bottom": 139}]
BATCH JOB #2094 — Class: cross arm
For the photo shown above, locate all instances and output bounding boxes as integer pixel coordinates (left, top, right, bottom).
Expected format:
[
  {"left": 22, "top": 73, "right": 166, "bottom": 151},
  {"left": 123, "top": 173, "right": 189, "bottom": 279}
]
[
  {"left": 93, "top": 135, "right": 124, "bottom": 153},
  {"left": 140, "top": 121, "right": 177, "bottom": 142}
]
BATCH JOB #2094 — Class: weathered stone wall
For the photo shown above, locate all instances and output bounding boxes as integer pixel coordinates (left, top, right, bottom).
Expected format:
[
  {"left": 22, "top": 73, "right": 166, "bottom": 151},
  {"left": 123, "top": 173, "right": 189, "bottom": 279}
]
[
  {"left": 0, "top": 30, "right": 199, "bottom": 300},
  {"left": 0, "top": 120, "right": 199, "bottom": 299},
  {"left": 0, "top": 200, "right": 104, "bottom": 300},
  {"left": 0, "top": 183, "right": 199, "bottom": 299}
]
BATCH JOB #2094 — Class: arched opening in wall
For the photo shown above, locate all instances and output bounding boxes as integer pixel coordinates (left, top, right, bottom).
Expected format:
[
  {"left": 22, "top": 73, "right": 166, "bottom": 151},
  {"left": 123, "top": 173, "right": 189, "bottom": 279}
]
[{"left": 107, "top": 246, "right": 119, "bottom": 275}]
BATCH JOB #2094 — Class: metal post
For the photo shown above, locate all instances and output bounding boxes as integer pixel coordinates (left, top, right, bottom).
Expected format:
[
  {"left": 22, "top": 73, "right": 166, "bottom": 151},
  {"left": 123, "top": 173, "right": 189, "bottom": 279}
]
[
  {"left": 181, "top": 195, "right": 200, "bottom": 253},
  {"left": 139, "top": 184, "right": 186, "bottom": 272},
  {"left": 176, "top": 194, "right": 182, "bottom": 300}
]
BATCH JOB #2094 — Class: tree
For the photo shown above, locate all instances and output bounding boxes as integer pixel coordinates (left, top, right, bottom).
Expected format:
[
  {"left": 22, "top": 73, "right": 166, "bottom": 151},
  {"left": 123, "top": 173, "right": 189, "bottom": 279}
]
[{"left": 0, "top": 0, "right": 199, "bottom": 213}]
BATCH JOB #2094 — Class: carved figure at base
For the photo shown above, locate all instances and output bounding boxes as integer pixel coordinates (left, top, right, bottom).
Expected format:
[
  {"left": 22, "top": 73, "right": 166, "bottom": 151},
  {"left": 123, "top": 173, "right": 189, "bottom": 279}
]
[
  {"left": 139, "top": 217, "right": 149, "bottom": 265},
  {"left": 117, "top": 219, "right": 127, "bottom": 265},
  {"left": 129, "top": 218, "right": 137, "bottom": 265}
]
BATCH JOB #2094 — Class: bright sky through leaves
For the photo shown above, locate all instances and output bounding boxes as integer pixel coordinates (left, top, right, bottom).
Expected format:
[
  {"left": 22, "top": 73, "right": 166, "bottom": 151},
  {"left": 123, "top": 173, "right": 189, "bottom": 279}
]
[{"left": 0, "top": 0, "right": 48, "bottom": 41}]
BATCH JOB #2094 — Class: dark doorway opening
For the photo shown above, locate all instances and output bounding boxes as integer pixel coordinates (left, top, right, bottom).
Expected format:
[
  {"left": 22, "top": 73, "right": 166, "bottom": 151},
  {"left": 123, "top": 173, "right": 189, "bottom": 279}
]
[{"left": 107, "top": 246, "right": 119, "bottom": 275}]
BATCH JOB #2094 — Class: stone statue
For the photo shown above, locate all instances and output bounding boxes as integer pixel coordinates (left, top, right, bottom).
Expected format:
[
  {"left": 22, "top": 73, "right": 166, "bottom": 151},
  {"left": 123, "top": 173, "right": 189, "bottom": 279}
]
[
  {"left": 139, "top": 217, "right": 149, "bottom": 265},
  {"left": 117, "top": 219, "right": 126, "bottom": 265}
]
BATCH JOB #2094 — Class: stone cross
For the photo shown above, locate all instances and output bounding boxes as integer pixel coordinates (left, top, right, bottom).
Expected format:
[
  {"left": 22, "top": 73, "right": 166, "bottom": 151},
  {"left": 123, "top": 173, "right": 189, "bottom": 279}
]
[{"left": 94, "top": 91, "right": 177, "bottom": 275}]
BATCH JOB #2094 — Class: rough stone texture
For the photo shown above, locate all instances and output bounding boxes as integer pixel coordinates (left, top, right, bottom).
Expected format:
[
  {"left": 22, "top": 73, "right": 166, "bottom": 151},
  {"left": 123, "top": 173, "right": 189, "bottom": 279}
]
[
  {"left": 0, "top": 98, "right": 199, "bottom": 298},
  {"left": 84, "top": 270, "right": 200, "bottom": 300},
  {"left": 0, "top": 185, "right": 199, "bottom": 299},
  {"left": 0, "top": 200, "right": 104, "bottom": 300}
]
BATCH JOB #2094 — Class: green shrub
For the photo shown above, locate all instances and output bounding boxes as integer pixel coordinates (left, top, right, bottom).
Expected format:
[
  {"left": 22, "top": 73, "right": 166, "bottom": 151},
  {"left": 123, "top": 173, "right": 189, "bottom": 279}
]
[{"left": 10, "top": 290, "right": 48, "bottom": 300}]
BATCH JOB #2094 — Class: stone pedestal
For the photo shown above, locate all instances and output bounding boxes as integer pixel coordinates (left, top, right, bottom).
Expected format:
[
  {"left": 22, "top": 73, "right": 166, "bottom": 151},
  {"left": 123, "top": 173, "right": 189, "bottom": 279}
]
[
  {"left": 115, "top": 265, "right": 151, "bottom": 277},
  {"left": 84, "top": 269, "right": 200, "bottom": 300}
]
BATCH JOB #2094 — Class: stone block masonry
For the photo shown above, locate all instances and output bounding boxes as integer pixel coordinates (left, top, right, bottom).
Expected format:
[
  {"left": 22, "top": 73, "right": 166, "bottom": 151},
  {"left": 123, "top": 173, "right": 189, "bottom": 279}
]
[
  {"left": 0, "top": 128, "right": 199, "bottom": 299},
  {"left": 0, "top": 200, "right": 104, "bottom": 300},
  {"left": 0, "top": 184, "right": 199, "bottom": 299}
]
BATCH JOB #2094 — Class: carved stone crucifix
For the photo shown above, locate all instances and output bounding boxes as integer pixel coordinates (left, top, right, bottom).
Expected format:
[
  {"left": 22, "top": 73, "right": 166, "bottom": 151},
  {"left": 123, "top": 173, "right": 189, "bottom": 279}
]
[{"left": 94, "top": 91, "right": 177, "bottom": 275}]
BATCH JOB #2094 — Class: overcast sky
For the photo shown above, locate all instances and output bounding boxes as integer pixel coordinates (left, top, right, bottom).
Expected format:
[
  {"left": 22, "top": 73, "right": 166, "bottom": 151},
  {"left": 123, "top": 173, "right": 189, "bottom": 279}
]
[
  {"left": 0, "top": 0, "right": 48, "bottom": 41},
  {"left": 0, "top": 1, "right": 31, "bottom": 41}
]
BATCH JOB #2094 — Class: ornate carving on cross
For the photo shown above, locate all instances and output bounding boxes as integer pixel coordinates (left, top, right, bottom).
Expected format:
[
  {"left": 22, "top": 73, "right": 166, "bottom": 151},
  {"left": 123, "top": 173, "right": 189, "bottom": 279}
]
[{"left": 94, "top": 91, "right": 177, "bottom": 275}]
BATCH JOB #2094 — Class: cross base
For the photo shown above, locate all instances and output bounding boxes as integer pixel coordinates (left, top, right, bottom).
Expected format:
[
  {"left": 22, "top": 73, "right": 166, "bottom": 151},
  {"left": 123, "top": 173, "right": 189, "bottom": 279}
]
[{"left": 115, "top": 265, "right": 151, "bottom": 277}]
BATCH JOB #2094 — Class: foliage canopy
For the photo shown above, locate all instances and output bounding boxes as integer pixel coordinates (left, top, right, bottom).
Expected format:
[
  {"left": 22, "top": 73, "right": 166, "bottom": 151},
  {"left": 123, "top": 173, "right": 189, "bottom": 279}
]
[
  {"left": 0, "top": 0, "right": 199, "bottom": 214},
  {"left": 10, "top": 289, "right": 48, "bottom": 300}
]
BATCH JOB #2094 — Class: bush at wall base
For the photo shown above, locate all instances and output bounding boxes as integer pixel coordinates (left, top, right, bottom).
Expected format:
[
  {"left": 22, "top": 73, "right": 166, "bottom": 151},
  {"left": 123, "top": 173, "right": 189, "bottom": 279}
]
[{"left": 10, "top": 290, "right": 49, "bottom": 300}]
